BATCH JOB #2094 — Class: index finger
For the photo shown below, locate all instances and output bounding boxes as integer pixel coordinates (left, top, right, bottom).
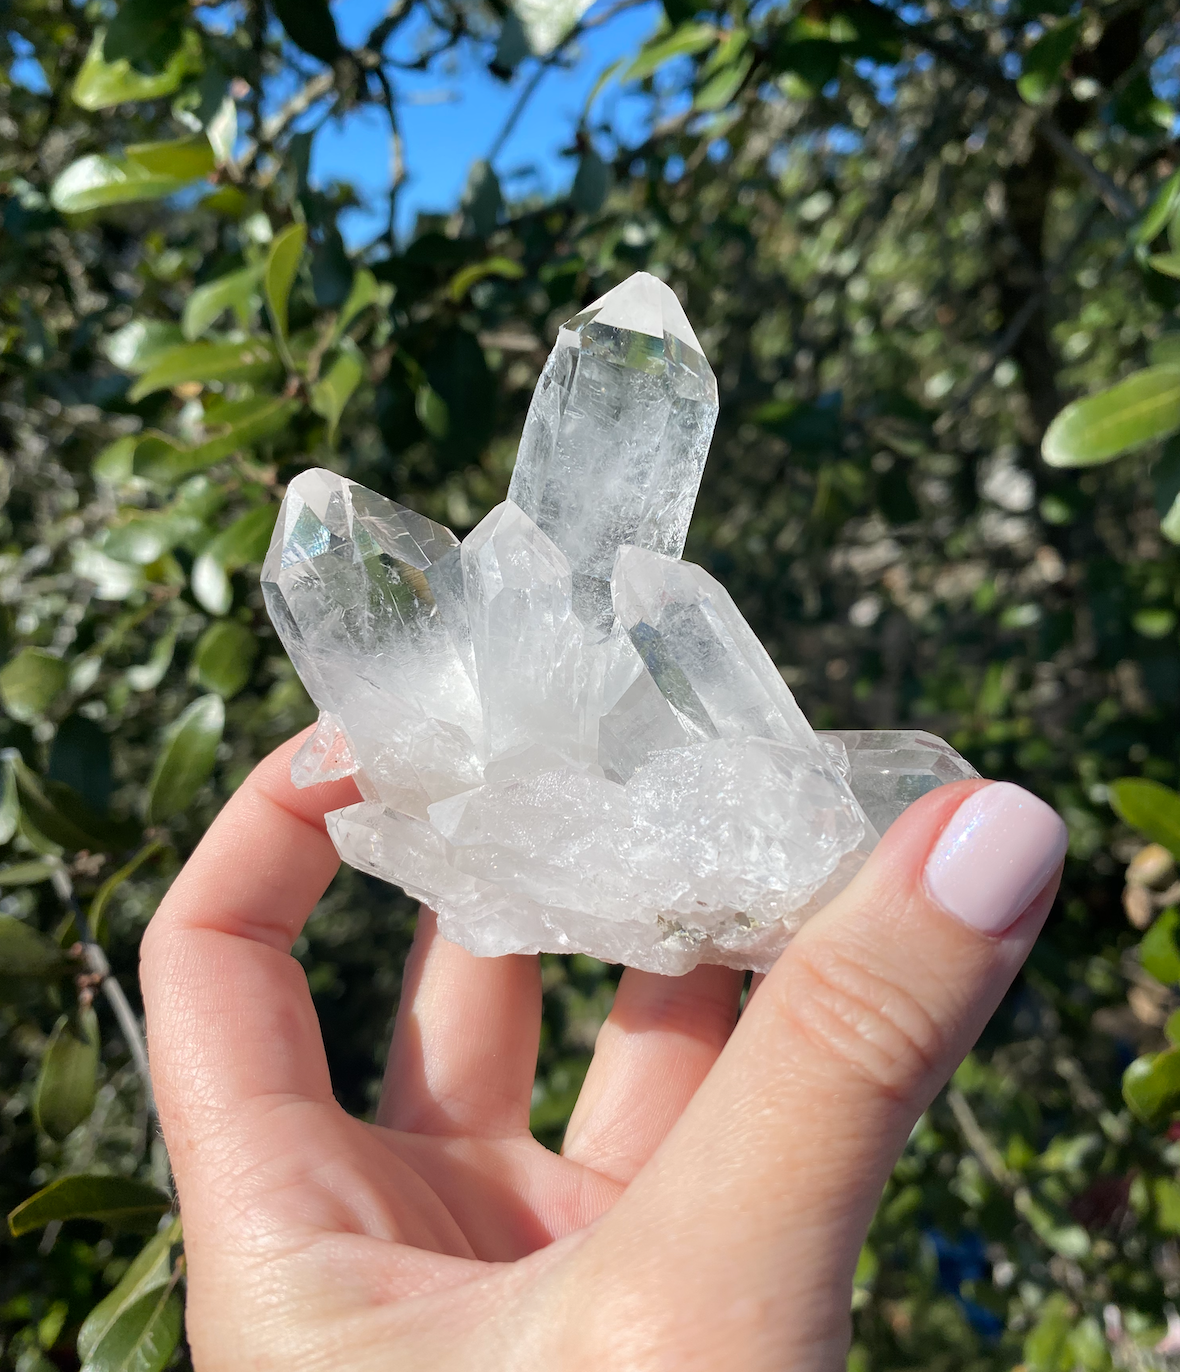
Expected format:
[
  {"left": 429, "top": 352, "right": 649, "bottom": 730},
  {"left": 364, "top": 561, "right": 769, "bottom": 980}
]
[{"left": 140, "top": 730, "right": 360, "bottom": 1145}]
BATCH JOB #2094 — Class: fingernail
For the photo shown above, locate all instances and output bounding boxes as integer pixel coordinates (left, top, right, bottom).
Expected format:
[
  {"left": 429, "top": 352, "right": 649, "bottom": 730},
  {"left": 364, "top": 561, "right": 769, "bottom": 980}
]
[{"left": 924, "top": 782, "right": 1068, "bottom": 935}]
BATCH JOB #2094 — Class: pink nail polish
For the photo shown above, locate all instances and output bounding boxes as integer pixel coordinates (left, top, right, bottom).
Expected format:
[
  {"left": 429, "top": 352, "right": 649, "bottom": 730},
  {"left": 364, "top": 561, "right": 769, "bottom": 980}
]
[{"left": 923, "top": 783, "right": 1068, "bottom": 935}]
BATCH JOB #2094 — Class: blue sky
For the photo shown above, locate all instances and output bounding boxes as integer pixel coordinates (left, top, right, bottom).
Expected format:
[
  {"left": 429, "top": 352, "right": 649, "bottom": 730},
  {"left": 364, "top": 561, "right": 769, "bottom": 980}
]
[{"left": 312, "top": 0, "right": 662, "bottom": 244}]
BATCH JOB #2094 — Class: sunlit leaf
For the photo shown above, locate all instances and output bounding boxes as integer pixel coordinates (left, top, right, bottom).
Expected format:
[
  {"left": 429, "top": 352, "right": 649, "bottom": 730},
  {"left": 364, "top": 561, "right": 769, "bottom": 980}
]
[
  {"left": 447, "top": 256, "right": 525, "bottom": 302},
  {"left": 264, "top": 222, "right": 307, "bottom": 355},
  {"left": 81, "top": 1285, "right": 182, "bottom": 1372},
  {"left": 144, "top": 694, "right": 224, "bottom": 823},
  {"left": 0, "top": 648, "right": 68, "bottom": 722},
  {"left": 1140, "top": 908, "right": 1180, "bottom": 984},
  {"left": 1135, "top": 169, "right": 1180, "bottom": 246},
  {"left": 127, "top": 338, "right": 279, "bottom": 401},
  {"left": 335, "top": 267, "right": 381, "bottom": 337},
  {"left": 8, "top": 1175, "right": 171, "bottom": 1237},
  {"left": 78, "top": 1219, "right": 181, "bottom": 1364},
  {"left": 623, "top": 22, "right": 718, "bottom": 81},
  {"left": 1123, "top": 1047, "right": 1180, "bottom": 1126},
  {"left": 1110, "top": 777, "right": 1180, "bottom": 858},
  {"left": 1017, "top": 16, "right": 1081, "bottom": 105},
  {"left": 34, "top": 1007, "right": 99, "bottom": 1140},
  {"left": 695, "top": 54, "right": 753, "bottom": 110},
  {"left": 101, "top": 320, "right": 185, "bottom": 374},
  {"left": 72, "top": 29, "right": 193, "bottom": 110},
  {"left": 50, "top": 155, "right": 189, "bottom": 214},
  {"left": 310, "top": 344, "right": 364, "bottom": 439},
  {"left": 124, "top": 135, "right": 215, "bottom": 180},
  {"left": 1042, "top": 367, "right": 1180, "bottom": 467},
  {"left": 181, "top": 265, "right": 262, "bottom": 340},
  {"left": 190, "top": 620, "right": 258, "bottom": 699}
]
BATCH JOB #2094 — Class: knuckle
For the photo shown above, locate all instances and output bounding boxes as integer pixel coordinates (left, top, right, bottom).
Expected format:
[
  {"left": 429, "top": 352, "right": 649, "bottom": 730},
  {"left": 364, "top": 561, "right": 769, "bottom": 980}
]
[{"left": 777, "top": 938, "right": 945, "bottom": 1104}]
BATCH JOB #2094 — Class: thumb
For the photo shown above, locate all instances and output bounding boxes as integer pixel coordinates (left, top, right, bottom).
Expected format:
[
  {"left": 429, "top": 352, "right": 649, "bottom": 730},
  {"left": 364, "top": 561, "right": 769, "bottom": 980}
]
[{"left": 564, "top": 779, "right": 1067, "bottom": 1371}]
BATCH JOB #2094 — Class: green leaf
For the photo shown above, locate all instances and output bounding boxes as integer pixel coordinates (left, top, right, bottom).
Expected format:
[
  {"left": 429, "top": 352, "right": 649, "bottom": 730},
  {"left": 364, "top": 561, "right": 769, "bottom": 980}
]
[
  {"left": 1141, "top": 908, "right": 1180, "bottom": 984},
  {"left": 1149, "top": 335, "right": 1180, "bottom": 367},
  {"left": 1110, "top": 777, "right": 1180, "bottom": 858},
  {"left": 1023, "top": 1291, "right": 1074, "bottom": 1372},
  {"left": 0, "top": 648, "right": 68, "bottom": 722},
  {"left": 103, "top": 0, "right": 188, "bottom": 73},
  {"left": 1148, "top": 253, "right": 1180, "bottom": 280},
  {"left": 93, "top": 437, "right": 139, "bottom": 487},
  {"left": 1123, "top": 1047, "right": 1180, "bottom": 1126},
  {"left": 102, "top": 320, "right": 185, "bottom": 374},
  {"left": 132, "top": 396, "right": 298, "bottom": 484},
  {"left": 1042, "top": 367, "right": 1180, "bottom": 467},
  {"left": 1135, "top": 169, "right": 1180, "bottom": 246},
  {"left": 264, "top": 223, "right": 307, "bottom": 357},
  {"left": 191, "top": 503, "right": 278, "bottom": 614},
  {"left": 624, "top": 22, "right": 718, "bottom": 81},
  {"left": 335, "top": 267, "right": 381, "bottom": 338},
  {"left": 1017, "top": 17, "right": 1081, "bottom": 106},
  {"left": 571, "top": 151, "right": 611, "bottom": 216},
  {"left": 78, "top": 1219, "right": 181, "bottom": 1364},
  {"left": 190, "top": 621, "right": 258, "bottom": 699},
  {"left": 0, "top": 755, "right": 19, "bottom": 845},
  {"left": 1162, "top": 492, "right": 1180, "bottom": 543},
  {"left": 35, "top": 1007, "right": 100, "bottom": 1140},
  {"left": 271, "top": 0, "right": 342, "bottom": 63},
  {"left": 72, "top": 29, "right": 193, "bottom": 110},
  {"left": 181, "top": 265, "right": 262, "bottom": 340},
  {"left": 8, "top": 1175, "right": 171, "bottom": 1237},
  {"left": 462, "top": 161, "right": 502, "bottom": 238},
  {"left": 415, "top": 384, "right": 450, "bottom": 438},
  {"left": 12, "top": 759, "right": 139, "bottom": 854},
  {"left": 49, "top": 155, "right": 189, "bottom": 215},
  {"left": 145, "top": 695, "right": 224, "bottom": 823},
  {"left": 0, "top": 915, "right": 68, "bottom": 977},
  {"left": 694, "top": 53, "right": 753, "bottom": 110},
  {"left": 310, "top": 344, "right": 364, "bottom": 440},
  {"left": 87, "top": 840, "right": 165, "bottom": 947},
  {"left": 447, "top": 256, "right": 525, "bottom": 302},
  {"left": 124, "top": 135, "right": 215, "bottom": 181},
  {"left": 127, "top": 338, "right": 280, "bottom": 401},
  {"left": 80, "top": 1284, "right": 182, "bottom": 1372},
  {"left": 126, "top": 632, "right": 177, "bottom": 692},
  {"left": 0, "top": 860, "right": 58, "bottom": 886}
]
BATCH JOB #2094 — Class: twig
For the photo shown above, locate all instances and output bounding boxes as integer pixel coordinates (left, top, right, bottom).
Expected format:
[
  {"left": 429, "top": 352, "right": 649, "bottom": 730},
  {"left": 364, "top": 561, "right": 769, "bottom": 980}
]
[
  {"left": 947, "top": 1087, "right": 1016, "bottom": 1189},
  {"left": 238, "top": 70, "right": 337, "bottom": 174},
  {"left": 50, "top": 863, "right": 156, "bottom": 1117}
]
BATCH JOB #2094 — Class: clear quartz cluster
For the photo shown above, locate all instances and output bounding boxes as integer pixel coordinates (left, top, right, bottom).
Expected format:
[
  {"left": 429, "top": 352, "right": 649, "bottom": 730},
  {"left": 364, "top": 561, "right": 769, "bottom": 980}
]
[{"left": 262, "top": 272, "right": 978, "bottom": 974}]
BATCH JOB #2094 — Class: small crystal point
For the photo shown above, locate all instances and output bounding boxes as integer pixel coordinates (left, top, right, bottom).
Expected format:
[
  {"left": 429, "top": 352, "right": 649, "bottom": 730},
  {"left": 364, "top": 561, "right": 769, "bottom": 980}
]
[
  {"left": 508, "top": 271, "right": 719, "bottom": 626},
  {"left": 291, "top": 711, "right": 359, "bottom": 788},
  {"left": 819, "top": 730, "right": 980, "bottom": 836}
]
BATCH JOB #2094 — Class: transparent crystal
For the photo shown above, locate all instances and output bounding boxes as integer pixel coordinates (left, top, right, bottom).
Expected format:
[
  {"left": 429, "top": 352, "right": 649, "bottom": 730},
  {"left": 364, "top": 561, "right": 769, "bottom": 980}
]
[
  {"left": 819, "top": 730, "right": 980, "bottom": 837},
  {"left": 508, "top": 271, "right": 718, "bottom": 626},
  {"left": 264, "top": 273, "right": 981, "bottom": 974}
]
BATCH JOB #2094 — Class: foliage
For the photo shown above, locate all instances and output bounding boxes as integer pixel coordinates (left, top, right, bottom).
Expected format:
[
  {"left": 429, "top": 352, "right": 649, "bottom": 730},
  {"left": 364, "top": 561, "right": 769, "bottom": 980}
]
[{"left": 3, "top": 0, "right": 1180, "bottom": 1366}]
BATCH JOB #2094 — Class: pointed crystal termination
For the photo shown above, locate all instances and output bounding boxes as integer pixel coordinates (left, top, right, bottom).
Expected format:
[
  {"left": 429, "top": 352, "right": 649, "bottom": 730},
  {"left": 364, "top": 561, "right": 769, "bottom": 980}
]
[
  {"left": 508, "top": 272, "right": 719, "bottom": 626},
  {"left": 611, "top": 544, "right": 819, "bottom": 750},
  {"left": 262, "top": 469, "right": 483, "bottom": 814},
  {"left": 819, "top": 730, "right": 980, "bottom": 836}
]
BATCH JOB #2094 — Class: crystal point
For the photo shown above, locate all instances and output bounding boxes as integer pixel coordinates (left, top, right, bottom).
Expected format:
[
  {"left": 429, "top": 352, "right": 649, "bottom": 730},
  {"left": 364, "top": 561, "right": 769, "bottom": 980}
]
[{"left": 263, "top": 277, "right": 982, "bottom": 974}]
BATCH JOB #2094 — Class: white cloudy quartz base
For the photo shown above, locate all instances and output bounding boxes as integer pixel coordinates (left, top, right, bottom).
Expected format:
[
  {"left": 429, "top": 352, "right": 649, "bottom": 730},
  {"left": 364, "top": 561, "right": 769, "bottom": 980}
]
[{"left": 262, "top": 271, "right": 979, "bottom": 974}]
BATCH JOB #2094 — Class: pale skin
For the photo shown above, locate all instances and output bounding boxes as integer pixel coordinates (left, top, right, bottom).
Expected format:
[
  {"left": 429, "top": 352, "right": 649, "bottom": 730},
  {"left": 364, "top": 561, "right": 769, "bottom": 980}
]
[{"left": 140, "top": 730, "right": 1064, "bottom": 1371}]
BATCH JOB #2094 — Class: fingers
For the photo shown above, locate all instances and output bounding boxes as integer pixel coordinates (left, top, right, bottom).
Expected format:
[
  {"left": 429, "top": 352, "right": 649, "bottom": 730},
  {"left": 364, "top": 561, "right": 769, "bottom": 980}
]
[
  {"left": 140, "top": 729, "right": 360, "bottom": 1145},
  {"left": 569, "top": 779, "right": 1067, "bottom": 1366},
  {"left": 378, "top": 907, "right": 542, "bottom": 1139},
  {"left": 560, "top": 964, "right": 743, "bottom": 1183}
]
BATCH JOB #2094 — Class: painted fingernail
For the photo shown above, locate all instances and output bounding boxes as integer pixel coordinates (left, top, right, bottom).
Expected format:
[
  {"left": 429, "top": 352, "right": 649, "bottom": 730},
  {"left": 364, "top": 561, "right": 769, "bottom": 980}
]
[{"left": 924, "top": 782, "right": 1068, "bottom": 935}]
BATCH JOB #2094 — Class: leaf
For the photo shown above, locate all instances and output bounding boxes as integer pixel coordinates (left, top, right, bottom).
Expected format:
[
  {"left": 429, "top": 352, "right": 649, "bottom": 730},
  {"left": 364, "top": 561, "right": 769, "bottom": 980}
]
[
  {"left": 103, "top": 0, "right": 188, "bottom": 73},
  {"left": 447, "top": 256, "right": 525, "bottom": 302},
  {"left": 1148, "top": 253, "right": 1180, "bottom": 280},
  {"left": 72, "top": 29, "right": 192, "bottom": 110},
  {"left": 1042, "top": 367, "right": 1180, "bottom": 467},
  {"left": 624, "top": 22, "right": 718, "bottom": 81},
  {"left": 1017, "top": 16, "right": 1081, "bottom": 106},
  {"left": 1135, "top": 169, "right": 1180, "bottom": 246},
  {"left": 1162, "top": 492, "right": 1180, "bottom": 543},
  {"left": 87, "top": 840, "right": 165, "bottom": 947},
  {"left": 132, "top": 397, "right": 298, "bottom": 483},
  {"left": 127, "top": 338, "right": 280, "bottom": 401},
  {"left": 1141, "top": 909, "right": 1180, "bottom": 984},
  {"left": 101, "top": 320, "right": 185, "bottom": 374},
  {"left": 310, "top": 345, "right": 364, "bottom": 440},
  {"left": 0, "top": 859, "right": 58, "bottom": 885},
  {"left": 78, "top": 1219, "right": 181, "bottom": 1364},
  {"left": 144, "top": 694, "right": 224, "bottom": 823},
  {"left": 12, "top": 759, "right": 139, "bottom": 853},
  {"left": 336, "top": 267, "right": 380, "bottom": 337},
  {"left": 191, "top": 503, "right": 278, "bottom": 613},
  {"left": 0, "top": 648, "right": 69, "bottom": 722},
  {"left": 264, "top": 222, "right": 307, "bottom": 356},
  {"left": 126, "top": 631, "right": 178, "bottom": 692},
  {"left": 0, "top": 915, "right": 68, "bottom": 977},
  {"left": 1123, "top": 1047, "right": 1180, "bottom": 1126},
  {"left": 1023, "top": 1291, "right": 1073, "bottom": 1372},
  {"left": 571, "top": 151, "right": 611, "bottom": 216},
  {"left": 0, "top": 755, "right": 18, "bottom": 845},
  {"left": 49, "top": 155, "right": 190, "bottom": 215},
  {"left": 80, "top": 1285, "right": 182, "bottom": 1372},
  {"left": 8, "top": 1175, "right": 171, "bottom": 1237},
  {"left": 124, "top": 135, "right": 215, "bottom": 181},
  {"left": 181, "top": 265, "right": 263, "bottom": 340},
  {"left": 35, "top": 1007, "right": 100, "bottom": 1140},
  {"left": 206, "top": 95, "right": 237, "bottom": 167},
  {"left": 462, "top": 161, "right": 502, "bottom": 238},
  {"left": 190, "top": 621, "right": 258, "bottom": 699},
  {"left": 415, "top": 384, "right": 450, "bottom": 438},
  {"left": 1110, "top": 777, "right": 1180, "bottom": 858},
  {"left": 271, "top": 0, "right": 342, "bottom": 64},
  {"left": 694, "top": 53, "right": 753, "bottom": 110}
]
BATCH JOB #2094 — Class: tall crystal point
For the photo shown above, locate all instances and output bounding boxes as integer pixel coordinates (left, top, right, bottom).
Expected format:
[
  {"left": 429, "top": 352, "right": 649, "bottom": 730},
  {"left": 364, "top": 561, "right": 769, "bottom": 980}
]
[{"left": 508, "top": 272, "right": 718, "bottom": 624}]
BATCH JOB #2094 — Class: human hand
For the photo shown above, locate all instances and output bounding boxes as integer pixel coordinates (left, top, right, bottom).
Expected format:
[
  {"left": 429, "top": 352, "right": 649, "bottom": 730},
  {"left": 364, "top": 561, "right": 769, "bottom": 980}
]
[{"left": 140, "top": 730, "right": 1067, "bottom": 1371}]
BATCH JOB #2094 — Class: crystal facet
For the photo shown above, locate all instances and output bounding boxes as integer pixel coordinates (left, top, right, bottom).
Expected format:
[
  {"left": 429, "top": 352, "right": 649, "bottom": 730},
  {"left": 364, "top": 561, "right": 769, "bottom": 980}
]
[{"left": 263, "top": 272, "right": 979, "bottom": 974}]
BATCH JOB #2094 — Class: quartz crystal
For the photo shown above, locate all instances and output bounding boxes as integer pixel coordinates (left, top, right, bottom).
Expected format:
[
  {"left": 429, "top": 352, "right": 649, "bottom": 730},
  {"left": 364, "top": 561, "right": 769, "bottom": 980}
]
[{"left": 262, "top": 272, "right": 979, "bottom": 974}]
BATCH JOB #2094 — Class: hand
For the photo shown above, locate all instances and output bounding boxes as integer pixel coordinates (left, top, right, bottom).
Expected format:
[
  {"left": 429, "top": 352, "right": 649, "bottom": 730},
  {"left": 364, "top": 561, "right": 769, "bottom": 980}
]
[{"left": 140, "top": 730, "right": 1067, "bottom": 1371}]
